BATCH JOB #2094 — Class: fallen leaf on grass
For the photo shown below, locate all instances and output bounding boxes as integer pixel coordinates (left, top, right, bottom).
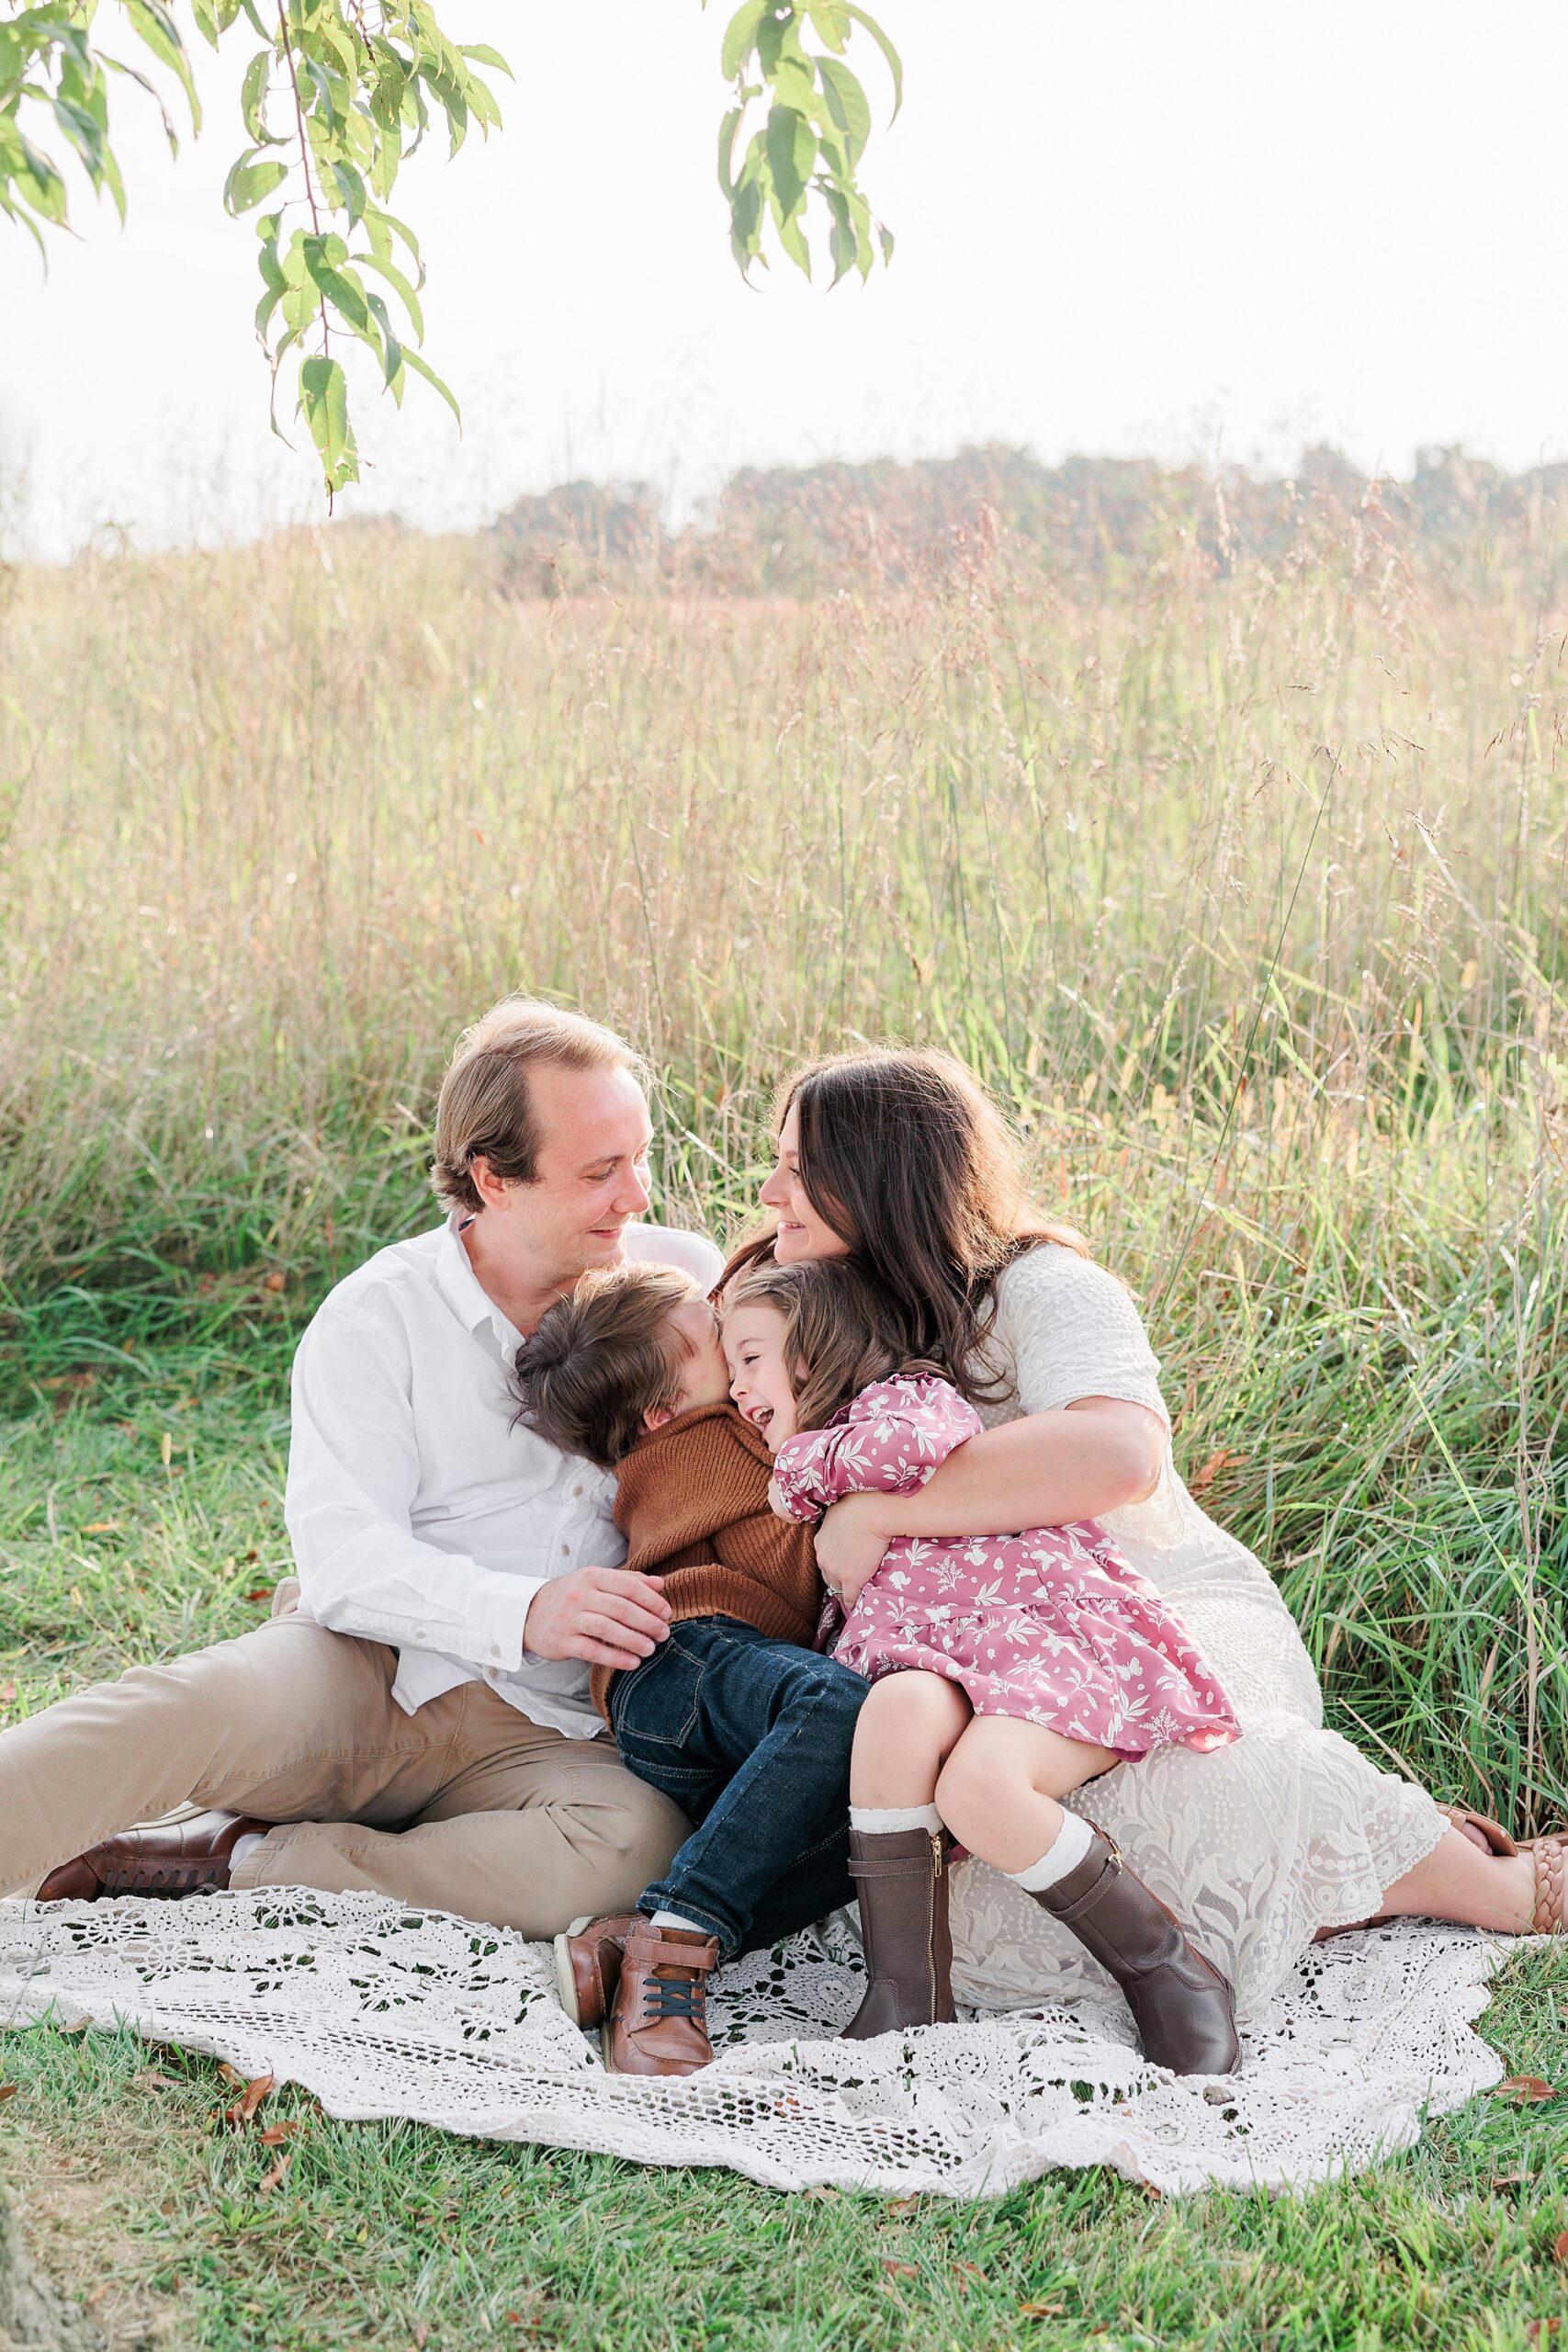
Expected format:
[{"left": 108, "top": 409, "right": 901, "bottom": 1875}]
[
  {"left": 85, "top": 2284, "right": 109, "bottom": 2308},
  {"left": 1527, "top": 2323, "right": 1562, "bottom": 2344},
  {"left": 134, "top": 2070, "right": 183, "bottom": 2092},
  {"left": 257, "top": 2149, "right": 290, "bottom": 2195},
  {"left": 256, "top": 2120, "right": 299, "bottom": 2145},
  {"left": 1020, "top": 2302, "right": 1066, "bottom": 2319},
  {"left": 263, "top": 1272, "right": 287, "bottom": 1293},
  {"left": 953, "top": 2261, "right": 988, "bottom": 2285},
  {"left": 412, "top": 2329, "right": 429, "bottom": 2350},
  {"left": 881, "top": 2260, "right": 919, "bottom": 2279},
  {"left": 885, "top": 2194, "right": 919, "bottom": 2215},
  {"left": 1554, "top": 2232, "right": 1568, "bottom": 2266},
  {"left": 223, "top": 2071, "right": 275, "bottom": 2127},
  {"left": 243, "top": 1589, "right": 272, "bottom": 1603},
  {"left": 1495, "top": 2075, "right": 1562, "bottom": 2104},
  {"left": 0, "top": 1684, "right": 15, "bottom": 1706},
  {"left": 1188, "top": 1448, "right": 1247, "bottom": 1496},
  {"left": 0, "top": 2084, "right": 17, "bottom": 2105},
  {"left": 81, "top": 1522, "right": 121, "bottom": 1536}
]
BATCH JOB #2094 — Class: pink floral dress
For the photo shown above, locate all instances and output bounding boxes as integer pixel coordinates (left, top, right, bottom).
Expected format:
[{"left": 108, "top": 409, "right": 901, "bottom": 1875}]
[{"left": 773, "top": 1374, "right": 1241, "bottom": 1758}]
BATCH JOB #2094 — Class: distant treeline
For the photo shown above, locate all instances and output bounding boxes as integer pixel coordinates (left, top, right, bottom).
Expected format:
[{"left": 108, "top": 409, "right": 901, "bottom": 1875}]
[{"left": 457, "top": 443, "right": 1568, "bottom": 595}]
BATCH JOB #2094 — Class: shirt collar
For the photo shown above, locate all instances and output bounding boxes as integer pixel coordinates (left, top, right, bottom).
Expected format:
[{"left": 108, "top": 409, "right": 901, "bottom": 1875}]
[{"left": 434, "top": 1213, "right": 524, "bottom": 1360}]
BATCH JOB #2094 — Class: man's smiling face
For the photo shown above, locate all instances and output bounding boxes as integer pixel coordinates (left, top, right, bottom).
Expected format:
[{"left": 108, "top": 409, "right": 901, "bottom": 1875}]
[{"left": 506, "top": 1058, "right": 655, "bottom": 1289}]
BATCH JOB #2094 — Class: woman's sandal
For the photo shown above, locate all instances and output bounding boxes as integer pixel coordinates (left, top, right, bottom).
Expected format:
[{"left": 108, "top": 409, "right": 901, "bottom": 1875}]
[
  {"left": 1530, "top": 1836, "right": 1565, "bottom": 1934},
  {"left": 1314, "top": 1802, "right": 1522, "bottom": 1942}
]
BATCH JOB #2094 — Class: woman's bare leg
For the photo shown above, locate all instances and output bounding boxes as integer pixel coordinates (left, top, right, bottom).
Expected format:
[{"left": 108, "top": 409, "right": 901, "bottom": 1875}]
[
  {"left": 1376, "top": 1829, "right": 1535, "bottom": 1934},
  {"left": 934, "top": 1715, "right": 1119, "bottom": 1873},
  {"left": 850, "top": 1671, "right": 973, "bottom": 1809}
]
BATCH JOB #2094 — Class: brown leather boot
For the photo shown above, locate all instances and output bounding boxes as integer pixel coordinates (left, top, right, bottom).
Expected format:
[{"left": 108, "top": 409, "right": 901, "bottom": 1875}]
[
  {"left": 553, "top": 1914, "right": 638, "bottom": 2028},
  {"left": 35, "top": 1811, "right": 273, "bottom": 1902},
  {"left": 842, "top": 1824, "right": 956, "bottom": 2039},
  {"left": 1032, "top": 1828, "right": 1240, "bottom": 2076},
  {"left": 602, "top": 1918, "right": 720, "bottom": 2076}
]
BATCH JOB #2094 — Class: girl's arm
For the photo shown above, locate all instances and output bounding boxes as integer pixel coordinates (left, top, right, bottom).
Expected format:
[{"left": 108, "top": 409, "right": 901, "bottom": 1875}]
[
  {"left": 812, "top": 1396, "right": 1166, "bottom": 1589},
  {"left": 772, "top": 1378, "right": 982, "bottom": 1521}
]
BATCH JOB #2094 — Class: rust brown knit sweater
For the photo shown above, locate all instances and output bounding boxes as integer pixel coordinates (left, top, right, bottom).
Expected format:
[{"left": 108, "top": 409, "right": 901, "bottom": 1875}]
[{"left": 587, "top": 1400, "right": 822, "bottom": 1721}]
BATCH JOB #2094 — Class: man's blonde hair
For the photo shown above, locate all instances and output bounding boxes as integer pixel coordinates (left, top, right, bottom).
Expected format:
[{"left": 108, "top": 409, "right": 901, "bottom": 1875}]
[{"left": 431, "top": 997, "right": 647, "bottom": 1215}]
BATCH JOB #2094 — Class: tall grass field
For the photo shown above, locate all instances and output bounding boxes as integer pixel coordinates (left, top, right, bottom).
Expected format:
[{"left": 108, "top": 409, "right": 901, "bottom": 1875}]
[{"left": 1, "top": 500, "right": 1566, "bottom": 2348}]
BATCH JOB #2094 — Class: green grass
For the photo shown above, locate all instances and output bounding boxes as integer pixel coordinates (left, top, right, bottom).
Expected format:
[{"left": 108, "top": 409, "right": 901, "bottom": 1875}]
[{"left": 3, "top": 521, "right": 1567, "bottom": 2340}]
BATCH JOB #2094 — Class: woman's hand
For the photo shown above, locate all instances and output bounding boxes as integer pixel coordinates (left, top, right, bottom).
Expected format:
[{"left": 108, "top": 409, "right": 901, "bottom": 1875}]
[
  {"left": 814, "top": 1490, "right": 894, "bottom": 1611},
  {"left": 766, "top": 1474, "right": 790, "bottom": 1520}
]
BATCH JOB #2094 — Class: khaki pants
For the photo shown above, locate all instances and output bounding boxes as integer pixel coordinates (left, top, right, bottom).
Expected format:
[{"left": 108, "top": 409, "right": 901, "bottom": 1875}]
[{"left": 0, "top": 1585, "right": 687, "bottom": 1937}]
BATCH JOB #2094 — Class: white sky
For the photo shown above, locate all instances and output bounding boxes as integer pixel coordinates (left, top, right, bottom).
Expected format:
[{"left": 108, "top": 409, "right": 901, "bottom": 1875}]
[{"left": 5, "top": 0, "right": 1566, "bottom": 558}]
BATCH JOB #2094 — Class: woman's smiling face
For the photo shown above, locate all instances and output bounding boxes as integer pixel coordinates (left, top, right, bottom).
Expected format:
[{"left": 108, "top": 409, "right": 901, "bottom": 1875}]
[{"left": 758, "top": 1104, "right": 852, "bottom": 1264}]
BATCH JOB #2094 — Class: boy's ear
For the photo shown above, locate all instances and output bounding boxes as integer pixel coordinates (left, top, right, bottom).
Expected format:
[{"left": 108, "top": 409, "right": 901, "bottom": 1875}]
[{"left": 643, "top": 1403, "right": 675, "bottom": 1432}]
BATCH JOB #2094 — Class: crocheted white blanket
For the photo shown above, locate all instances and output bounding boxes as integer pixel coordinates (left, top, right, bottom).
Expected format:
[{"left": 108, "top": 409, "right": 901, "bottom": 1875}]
[{"left": 0, "top": 1893, "right": 1511, "bottom": 2197}]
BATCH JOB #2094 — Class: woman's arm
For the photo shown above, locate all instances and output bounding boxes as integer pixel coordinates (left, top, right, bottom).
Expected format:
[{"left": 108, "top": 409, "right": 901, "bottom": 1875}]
[{"left": 812, "top": 1396, "right": 1165, "bottom": 1592}]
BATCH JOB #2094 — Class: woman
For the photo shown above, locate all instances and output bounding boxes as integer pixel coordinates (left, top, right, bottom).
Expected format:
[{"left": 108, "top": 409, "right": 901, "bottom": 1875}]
[{"left": 738, "top": 1046, "right": 1562, "bottom": 2014}]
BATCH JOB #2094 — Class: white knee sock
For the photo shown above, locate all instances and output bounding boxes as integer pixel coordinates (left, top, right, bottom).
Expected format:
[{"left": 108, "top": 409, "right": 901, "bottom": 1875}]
[
  {"left": 1005, "top": 1811, "right": 1095, "bottom": 1892},
  {"left": 849, "top": 1804, "right": 942, "bottom": 1835},
  {"left": 230, "top": 1832, "right": 267, "bottom": 1869},
  {"left": 650, "top": 1907, "right": 706, "bottom": 1935}
]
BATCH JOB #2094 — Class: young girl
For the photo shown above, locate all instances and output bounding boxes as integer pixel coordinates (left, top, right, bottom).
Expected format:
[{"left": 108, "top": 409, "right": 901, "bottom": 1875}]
[{"left": 720, "top": 1255, "right": 1244, "bottom": 2077}]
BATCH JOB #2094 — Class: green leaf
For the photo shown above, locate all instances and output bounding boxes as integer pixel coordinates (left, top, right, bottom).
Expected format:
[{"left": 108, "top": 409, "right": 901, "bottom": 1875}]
[
  {"left": 764, "top": 104, "right": 814, "bottom": 220},
  {"left": 721, "top": 0, "right": 767, "bottom": 81},
  {"left": 299, "top": 352, "right": 358, "bottom": 489},
  {"left": 399, "top": 345, "right": 460, "bottom": 425},
  {"left": 457, "top": 42, "right": 513, "bottom": 75},
  {"left": 224, "top": 149, "right": 288, "bottom": 216},
  {"left": 123, "top": 0, "right": 200, "bottom": 133},
  {"left": 842, "top": 2, "right": 901, "bottom": 117},
  {"left": 817, "top": 56, "right": 870, "bottom": 164},
  {"left": 716, "top": 103, "right": 743, "bottom": 197},
  {"left": 356, "top": 248, "right": 423, "bottom": 341},
  {"left": 240, "top": 51, "right": 277, "bottom": 146},
  {"left": 806, "top": 0, "right": 851, "bottom": 51}
]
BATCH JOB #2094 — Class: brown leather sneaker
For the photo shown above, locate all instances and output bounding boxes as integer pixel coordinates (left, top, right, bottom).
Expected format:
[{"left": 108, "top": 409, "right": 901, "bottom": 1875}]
[
  {"left": 602, "top": 1918, "right": 720, "bottom": 2077},
  {"left": 553, "top": 1913, "right": 638, "bottom": 2028},
  {"left": 35, "top": 1812, "right": 272, "bottom": 1902}
]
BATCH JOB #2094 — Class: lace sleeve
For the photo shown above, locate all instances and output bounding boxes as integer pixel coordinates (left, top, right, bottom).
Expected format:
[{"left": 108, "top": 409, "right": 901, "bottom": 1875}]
[
  {"left": 981, "top": 1246, "right": 1172, "bottom": 1430},
  {"left": 771, "top": 1375, "right": 984, "bottom": 1520}
]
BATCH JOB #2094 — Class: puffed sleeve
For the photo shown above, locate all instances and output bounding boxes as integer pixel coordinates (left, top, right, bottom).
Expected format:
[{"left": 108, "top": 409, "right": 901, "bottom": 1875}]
[
  {"left": 771, "top": 1376, "right": 984, "bottom": 1520},
  {"left": 982, "top": 1246, "right": 1172, "bottom": 1430}
]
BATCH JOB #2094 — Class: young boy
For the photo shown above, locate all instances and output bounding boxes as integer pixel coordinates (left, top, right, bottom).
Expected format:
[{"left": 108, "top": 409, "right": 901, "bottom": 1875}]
[{"left": 513, "top": 1263, "right": 866, "bottom": 2078}]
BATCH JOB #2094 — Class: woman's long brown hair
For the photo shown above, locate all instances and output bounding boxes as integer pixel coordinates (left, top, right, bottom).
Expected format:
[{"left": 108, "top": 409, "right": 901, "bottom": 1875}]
[{"left": 717, "top": 1047, "right": 1088, "bottom": 1403}]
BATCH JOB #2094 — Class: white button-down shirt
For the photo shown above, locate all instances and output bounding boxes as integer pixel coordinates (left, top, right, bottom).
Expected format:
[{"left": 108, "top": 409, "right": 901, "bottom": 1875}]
[{"left": 285, "top": 1216, "right": 725, "bottom": 1738}]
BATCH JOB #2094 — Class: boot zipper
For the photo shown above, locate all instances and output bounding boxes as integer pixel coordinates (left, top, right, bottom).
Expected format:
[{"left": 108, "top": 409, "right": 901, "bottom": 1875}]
[{"left": 930, "top": 1831, "right": 944, "bottom": 1878}]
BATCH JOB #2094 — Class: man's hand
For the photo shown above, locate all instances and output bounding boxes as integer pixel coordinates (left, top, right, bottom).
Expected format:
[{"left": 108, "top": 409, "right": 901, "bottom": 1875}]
[
  {"left": 813, "top": 1491, "right": 893, "bottom": 1612},
  {"left": 524, "top": 1566, "right": 671, "bottom": 1673}
]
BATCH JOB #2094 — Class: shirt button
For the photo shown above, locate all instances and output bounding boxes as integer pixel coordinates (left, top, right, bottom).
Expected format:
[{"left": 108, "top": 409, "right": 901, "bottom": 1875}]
[
  {"left": 570, "top": 1483, "right": 583, "bottom": 1498},
  {"left": 489, "top": 1645, "right": 502, "bottom": 1659},
  {"left": 560, "top": 1542, "right": 570, "bottom": 1557},
  {"left": 414, "top": 1628, "right": 430, "bottom": 1643}
]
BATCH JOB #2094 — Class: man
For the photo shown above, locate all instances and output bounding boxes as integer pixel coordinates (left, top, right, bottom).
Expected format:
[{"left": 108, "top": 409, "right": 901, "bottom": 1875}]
[{"left": 2, "top": 999, "right": 722, "bottom": 1936}]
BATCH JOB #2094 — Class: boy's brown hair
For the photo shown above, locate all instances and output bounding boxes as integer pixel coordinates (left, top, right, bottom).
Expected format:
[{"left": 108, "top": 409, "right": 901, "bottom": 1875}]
[
  {"left": 721, "top": 1256, "right": 942, "bottom": 1436},
  {"left": 514, "top": 1263, "right": 703, "bottom": 1471}
]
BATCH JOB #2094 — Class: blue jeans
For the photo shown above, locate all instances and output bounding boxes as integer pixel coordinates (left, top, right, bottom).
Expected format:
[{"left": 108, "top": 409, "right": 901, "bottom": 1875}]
[{"left": 607, "top": 1616, "right": 868, "bottom": 1960}]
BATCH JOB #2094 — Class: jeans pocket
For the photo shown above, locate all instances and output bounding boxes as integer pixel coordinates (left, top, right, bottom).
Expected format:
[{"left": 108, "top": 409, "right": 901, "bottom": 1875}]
[{"left": 609, "top": 1634, "right": 707, "bottom": 1754}]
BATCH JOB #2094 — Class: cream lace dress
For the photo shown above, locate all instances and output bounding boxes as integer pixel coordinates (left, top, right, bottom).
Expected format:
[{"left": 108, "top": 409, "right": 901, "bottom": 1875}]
[{"left": 945, "top": 1244, "right": 1447, "bottom": 2016}]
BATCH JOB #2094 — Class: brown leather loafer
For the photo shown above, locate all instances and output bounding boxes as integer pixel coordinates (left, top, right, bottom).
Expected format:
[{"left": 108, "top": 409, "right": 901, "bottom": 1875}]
[
  {"left": 554, "top": 1913, "right": 638, "bottom": 2028},
  {"left": 35, "top": 1811, "right": 272, "bottom": 1902},
  {"left": 603, "top": 1918, "right": 720, "bottom": 2077}
]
